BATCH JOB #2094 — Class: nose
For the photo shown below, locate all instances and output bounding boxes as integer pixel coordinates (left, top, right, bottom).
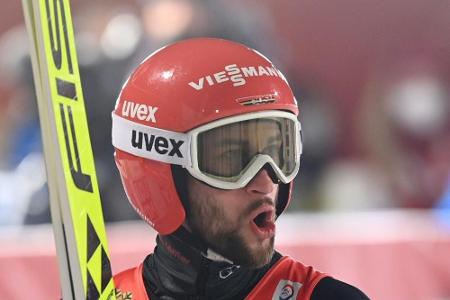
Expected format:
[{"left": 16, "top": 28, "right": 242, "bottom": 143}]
[{"left": 245, "top": 168, "right": 277, "bottom": 195}]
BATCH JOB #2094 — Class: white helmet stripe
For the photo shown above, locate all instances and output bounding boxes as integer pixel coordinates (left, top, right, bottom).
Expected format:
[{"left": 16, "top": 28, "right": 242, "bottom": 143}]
[{"left": 112, "top": 113, "right": 191, "bottom": 166}]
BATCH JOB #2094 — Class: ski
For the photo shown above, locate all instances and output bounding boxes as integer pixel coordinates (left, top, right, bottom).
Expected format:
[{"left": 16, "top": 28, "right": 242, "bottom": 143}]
[{"left": 21, "top": 0, "right": 116, "bottom": 299}]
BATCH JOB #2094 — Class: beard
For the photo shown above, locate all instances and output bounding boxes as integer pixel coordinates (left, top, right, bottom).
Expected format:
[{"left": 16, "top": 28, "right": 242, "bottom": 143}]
[{"left": 185, "top": 190, "right": 275, "bottom": 268}]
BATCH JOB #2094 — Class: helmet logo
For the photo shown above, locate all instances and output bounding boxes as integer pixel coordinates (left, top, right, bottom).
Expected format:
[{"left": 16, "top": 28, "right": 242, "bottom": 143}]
[
  {"left": 122, "top": 100, "right": 158, "bottom": 123},
  {"left": 188, "top": 64, "right": 284, "bottom": 91},
  {"left": 131, "top": 130, "right": 184, "bottom": 158},
  {"left": 236, "top": 94, "right": 276, "bottom": 106}
]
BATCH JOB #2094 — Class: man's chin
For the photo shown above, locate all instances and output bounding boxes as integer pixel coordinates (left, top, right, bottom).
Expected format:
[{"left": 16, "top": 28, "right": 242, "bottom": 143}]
[
  {"left": 218, "top": 236, "right": 275, "bottom": 268},
  {"left": 246, "top": 239, "right": 275, "bottom": 268}
]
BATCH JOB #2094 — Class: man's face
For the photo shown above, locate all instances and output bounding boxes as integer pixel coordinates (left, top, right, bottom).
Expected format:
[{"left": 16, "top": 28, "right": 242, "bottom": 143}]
[{"left": 186, "top": 120, "right": 282, "bottom": 268}]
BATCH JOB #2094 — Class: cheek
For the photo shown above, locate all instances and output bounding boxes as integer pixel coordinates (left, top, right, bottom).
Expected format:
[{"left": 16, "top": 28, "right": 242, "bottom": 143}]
[
  {"left": 213, "top": 190, "right": 257, "bottom": 227},
  {"left": 187, "top": 176, "right": 280, "bottom": 223},
  {"left": 205, "top": 189, "right": 244, "bottom": 220},
  {"left": 189, "top": 180, "right": 243, "bottom": 220},
  {"left": 187, "top": 178, "right": 227, "bottom": 217}
]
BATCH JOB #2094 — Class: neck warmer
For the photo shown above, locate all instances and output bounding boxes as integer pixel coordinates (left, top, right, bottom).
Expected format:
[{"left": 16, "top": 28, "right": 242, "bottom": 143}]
[{"left": 142, "top": 228, "right": 281, "bottom": 300}]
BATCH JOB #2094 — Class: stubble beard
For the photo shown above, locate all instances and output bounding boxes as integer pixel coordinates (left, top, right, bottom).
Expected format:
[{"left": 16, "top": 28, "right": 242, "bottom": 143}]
[{"left": 186, "top": 193, "right": 275, "bottom": 268}]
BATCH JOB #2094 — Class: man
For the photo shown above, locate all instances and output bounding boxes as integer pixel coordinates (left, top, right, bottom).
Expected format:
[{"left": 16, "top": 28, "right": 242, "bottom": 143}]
[{"left": 112, "top": 38, "right": 370, "bottom": 299}]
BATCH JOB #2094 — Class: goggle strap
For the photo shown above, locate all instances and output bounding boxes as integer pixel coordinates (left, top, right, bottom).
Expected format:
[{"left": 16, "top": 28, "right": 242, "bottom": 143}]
[{"left": 112, "top": 113, "right": 191, "bottom": 166}]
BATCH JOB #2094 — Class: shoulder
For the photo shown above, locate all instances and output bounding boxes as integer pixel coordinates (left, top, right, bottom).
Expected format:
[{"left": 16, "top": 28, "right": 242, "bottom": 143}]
[
  {"left": 270, "top": 256, "right": 328, "bottom": 287},
  {"left": 246, "top": 256, "right": 328, "bottom": 300},
  {"left": 311, "top": 277, "right": 370, "bottom": 300},
  {"left": 274, "top": 257, "right": 370, "bottom": 300},
  {"left": 247, "top": 256, "right": 370, "bottom": 300},
  {"left": 114, "top": 264, "right": 150, "bottom": 300}
]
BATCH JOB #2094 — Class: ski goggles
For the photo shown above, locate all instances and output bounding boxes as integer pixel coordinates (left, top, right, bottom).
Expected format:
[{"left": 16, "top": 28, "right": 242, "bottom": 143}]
[{"left": 112, "top": 110, "right": 302, "bottom": 189}]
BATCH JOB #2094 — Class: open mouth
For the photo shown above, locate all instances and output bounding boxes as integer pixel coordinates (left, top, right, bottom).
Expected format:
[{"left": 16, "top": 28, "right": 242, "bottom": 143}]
[
  {"left": 253, "top": 210, "right": 273, "bottom": 229},
  {"left": 249, "top": 205, "right": 276, "bottom": 239}
]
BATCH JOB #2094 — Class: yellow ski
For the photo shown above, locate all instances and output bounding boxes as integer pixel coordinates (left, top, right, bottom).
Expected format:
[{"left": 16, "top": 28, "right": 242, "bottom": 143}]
[{"left": 21, "top": 0, "right": 116, "bottom": 299}]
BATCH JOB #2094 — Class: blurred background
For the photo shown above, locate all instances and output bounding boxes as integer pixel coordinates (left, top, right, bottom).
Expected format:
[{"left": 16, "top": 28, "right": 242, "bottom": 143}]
[{"left": 0, "top": 0, "right": 449, "bottom": 299}]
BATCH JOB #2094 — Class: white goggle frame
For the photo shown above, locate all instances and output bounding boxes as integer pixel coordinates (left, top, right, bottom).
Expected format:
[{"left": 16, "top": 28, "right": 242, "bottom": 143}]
[{"left": 112, "top": 110, "right": 302, "bottom": 190}]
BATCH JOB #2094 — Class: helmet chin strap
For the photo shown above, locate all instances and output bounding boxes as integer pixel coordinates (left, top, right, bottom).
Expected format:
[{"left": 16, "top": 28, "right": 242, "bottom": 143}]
[{"left": 205, "top": 247, "right": 234, "bottom": 264}]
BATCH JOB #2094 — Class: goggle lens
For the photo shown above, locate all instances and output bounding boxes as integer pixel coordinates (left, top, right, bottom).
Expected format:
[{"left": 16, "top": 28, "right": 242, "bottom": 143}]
[{"left": 197, "top": 117, "right": 298, "bottom": 182}]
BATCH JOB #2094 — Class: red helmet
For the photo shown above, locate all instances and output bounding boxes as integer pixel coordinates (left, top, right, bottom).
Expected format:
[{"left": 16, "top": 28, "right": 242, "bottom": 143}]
[{"left": 112, "top": 38, "right": 300, "bottom": 234}]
